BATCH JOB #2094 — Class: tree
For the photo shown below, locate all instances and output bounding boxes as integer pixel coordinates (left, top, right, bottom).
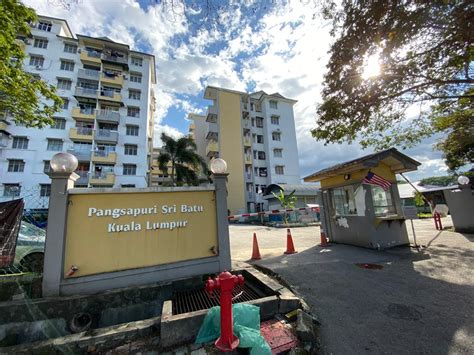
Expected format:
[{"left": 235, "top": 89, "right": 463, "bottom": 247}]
[
  {"left": 157, "top": 133, "right": 208, "bottom": 186},
  {"left": 0, "top": 0, "right": 63, "bottom": 127},
  {"left": 271, "top": 189, "right": 297, "bottom": 225},
  {"left": 312, "top": 1, "right": 473, "bottom": 169}
]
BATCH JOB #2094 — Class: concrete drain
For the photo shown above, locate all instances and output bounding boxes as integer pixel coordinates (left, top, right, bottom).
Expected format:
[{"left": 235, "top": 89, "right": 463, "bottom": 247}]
[{"left": 384, "top": 303, "right": 422, "bottom": 321}]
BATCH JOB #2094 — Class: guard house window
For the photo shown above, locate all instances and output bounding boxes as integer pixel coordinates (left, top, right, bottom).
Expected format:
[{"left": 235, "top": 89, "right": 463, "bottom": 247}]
[
  {"left": 126, "top": 125, "right": 139, "bottom": 136},
  {"left": 33, "top": 38, "right": 48, "bottom": 49},
  {"left": 12, "top": 136, "right": 28, "bottom": 149},
  {"left": 269, "top": 100, "right": 278, "bottom": 109},
  {"left": 127, "top": 107, "right": 140, "bottom": 117},
  {"left": 64, "top": 43, "right": 77, "bottom": 53},
  {"left": 8, "top": 159, "right": 25, "bottom": 172},
  {"left": 272, "top": 132, "right": 281, "bottom": 141},
  {"left": 29, "top": 55, "right": 44, "bottom": 67},
  {"left": 331, "top": 185, "right": 357, "bottom": 216},
  {"left": 275, "top": 165, "right": 284, "bottom": 175},
  {"left": 60, "top": 60, "right": 75, "bottom": 71},
  {"left": 256, "top": 117, "right": 264, "bottom": 128},
  {"left": 61, "top": 98, "right": 69, "bottom": 109},
  {"left": 129, "top": 90, "right": 141, "bottom": 100},
  {"left": 274, "top": 148, "right": 283, "bottom": 158},
  {"left": 3, "top": 184, "right": 21, "bottom": 197},
  {"left": 47, "top": 138, "right": 63, "bottom": 151},
  {"left": 51, "top": 117, "right": 66, "bottom": 129},
  {"left": 124, "top": 144, "right": 138, "bottom": 155},
  {"left": 43, "top": 161, "right": 51, "bottom": 173},
  {"left": 130, "top": 73, "right": 142, "bottom": 83},
  {"left": 371, "top": 185, "right": 397, "bottom": 217},
  {"left": 37, "top": 22, "right": 52, "bottom": 32},
  {"left": 57, "top": 79, "right": 72, "bottom": 90},
  {"left": 257, "top": 135, "right": 264, "bottom": 144},
  {"left": 271, "top": 115, "right": 280, "bottom": 125},
  {"left": 131, "top": 56, "right": 143, "bottom": 67},
  {"left": 123, "top": 164, "right": 137, "bottom": 175},
  {"left": 40, "top": 184, "right": 51, "bottom": 197},
  {"left": 258, "top": 151, "right": 266, "bottom": 160}
]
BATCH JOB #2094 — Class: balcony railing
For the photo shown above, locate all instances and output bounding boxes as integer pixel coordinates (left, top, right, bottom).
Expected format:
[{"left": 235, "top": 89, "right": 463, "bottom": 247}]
[
  {"left": 247, "top": 191, "right": 254, "bottom": 200},
  {"left": 94, "top": 129, "right": 118, "bottom": 142},
  {"left": 206, "top": 122, "right": 218, "bottom": 140},
  {"left": 78, "top": 68, "right": 100, "bottom": 80},
  {"left": 67, "top": 148, "right": 91, "bottom": 161},
  {"left": 75, "top": 87, "right": 98, "bottom": 98},
  {"left": 75, "top": 170, "right": 89, "bottom": 185},
  {"left": 76, "top": 127, "right": 93, "bottom": 135},
  {"left": 206, "top": 105, "right": 218, "bottom": 123},
  {"left": 98, "top": 90, "right": 122, "bottom": 102},
  {"left": 96, "top": 109, "right": 120, "bottom": 123},
  {"left": 101, "top": 53, "right": 128, "bottom": 65}
]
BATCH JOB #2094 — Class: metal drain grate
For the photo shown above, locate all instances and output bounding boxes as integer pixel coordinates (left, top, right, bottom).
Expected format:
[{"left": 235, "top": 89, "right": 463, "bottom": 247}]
[{"left": 172, "top": 283, "right": 265, "bottom": 315}]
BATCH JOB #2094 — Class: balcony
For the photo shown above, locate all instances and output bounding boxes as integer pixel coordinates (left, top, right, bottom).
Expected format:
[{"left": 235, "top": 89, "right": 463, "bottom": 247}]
[
  {"left": 101, "top": 73, "right": 124, "bottom": 86},
  {"left": 98, "top": 89, "right": 122, "bottom": 103},
  {"left": 77, "top": 68, "right": 100, "bottom": 81},
  {"left": 0, "top": 120, "right": 10, "bottom": 133},
  {"left": 206, "top": 105, "right": 218, "bottom": 123},
  {"left": 69, "top": 127, "right": 93, "bottom": 141},
  {"left": 244, "top": 155, "right": 252, "bottom": 165},
  {"left": 75, "top": 87, "right": 98, "bottom": 99},
  {"left": 245, "top": 172, "right": 253, "bottom": 181},
  {"left": 94, "top": 129, "right": 118, "bottom": 143},
  {"left": 92, "top": 151, "right": 117, "bottom": 164},
  {"left": 101, "top": 52, "right": 129, "bottom": 69},
  {"left": 205, "top": 140, "right": 218, "bottom": 157},
  {"left": 72, "top": 107, "right": 96, "bottom": 121},
  {"left": 80, "top": 50, "right": 102, "bottom": 64},
  {"left": 206, "top": 122, "right": 218, "bottom": 140},
  {"left": 243, "top": 136, "right": 251, "bottom": 146},
  {"left": 247, "top": 191, "right": 254, "bottom": 200},
  {"left": 75, "top": 170, "right": 89, "bottom": 185},
  {"left": 96, "top": 109, "right": 120, "bottom": 123},
  {"left": 89, "top": 172, "right": 115, "bottom": 186},
  {"left": 67, "top": 148, "right": 91, "bottom": 161}
]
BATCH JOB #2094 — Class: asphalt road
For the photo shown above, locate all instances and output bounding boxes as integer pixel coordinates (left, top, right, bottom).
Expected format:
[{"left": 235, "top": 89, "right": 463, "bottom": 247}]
[{"left": 229, "top": 218, "right": 474, "bottom": 354}]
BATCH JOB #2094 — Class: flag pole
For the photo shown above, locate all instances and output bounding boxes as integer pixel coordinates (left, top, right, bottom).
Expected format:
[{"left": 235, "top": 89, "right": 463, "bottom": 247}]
[{"left": 399, "top": 172, "right": 433, "bottom": 208}]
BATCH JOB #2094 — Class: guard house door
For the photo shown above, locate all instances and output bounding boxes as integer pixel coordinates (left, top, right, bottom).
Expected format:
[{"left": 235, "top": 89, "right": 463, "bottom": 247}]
[{"left": 322, "top": 190, "right": 334, "bottom": 239}]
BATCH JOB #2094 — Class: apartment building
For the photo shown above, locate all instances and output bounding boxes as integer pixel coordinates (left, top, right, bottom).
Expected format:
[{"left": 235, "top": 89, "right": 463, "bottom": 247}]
[
  {"left": 189, "top": 86, "right": 301, "bottom": 214},
  {"left": 0, "top": 16, "right": 156, "bottom": 209}
]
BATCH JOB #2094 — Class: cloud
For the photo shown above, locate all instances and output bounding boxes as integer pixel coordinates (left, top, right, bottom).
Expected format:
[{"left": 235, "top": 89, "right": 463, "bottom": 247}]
[{"left": 154, "top": 124, "right": 184, "bottom": 147}]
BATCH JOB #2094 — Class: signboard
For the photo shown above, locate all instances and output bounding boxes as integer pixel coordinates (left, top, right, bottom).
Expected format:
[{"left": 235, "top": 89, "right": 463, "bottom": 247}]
[
  {"left": 402, "top": 206, "right": 419, "bottom": 219},
  {"left": 64, "top": 190, "right": 218, "bottom": 277}
]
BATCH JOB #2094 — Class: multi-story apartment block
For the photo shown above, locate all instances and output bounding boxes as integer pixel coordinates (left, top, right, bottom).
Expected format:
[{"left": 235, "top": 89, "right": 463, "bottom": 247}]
[
  {"left": 0, "top": 16, "right": 156, "bottom": 209},
  {"left": 189, "top": 86, "right": 301, "bottom": 214}
]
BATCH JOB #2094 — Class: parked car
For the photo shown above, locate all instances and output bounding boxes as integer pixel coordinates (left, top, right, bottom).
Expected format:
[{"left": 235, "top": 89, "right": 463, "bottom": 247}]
[{"left": 13, "top": 221, "right": 45, "bottom": 273}]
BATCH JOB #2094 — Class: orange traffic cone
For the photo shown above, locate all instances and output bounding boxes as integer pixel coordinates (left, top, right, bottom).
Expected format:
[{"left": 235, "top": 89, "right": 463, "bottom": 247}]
[
  {"left": 319, "top": 229, "right": 329, "bottom": 247},
  {"left": 284, "top": 228, "right": 297, "bottom": 254},
  {"left": 251, "top": 233, "right": 261, "bottom": 260}
]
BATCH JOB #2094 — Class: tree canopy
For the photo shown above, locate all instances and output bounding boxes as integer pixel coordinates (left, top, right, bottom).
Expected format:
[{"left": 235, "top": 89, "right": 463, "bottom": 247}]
[
  {"left": 313, "top": 0, "right": 473, "bottom": 170},
  {"left": 0, "top": 0, "right": 62, "bottom": 127}
]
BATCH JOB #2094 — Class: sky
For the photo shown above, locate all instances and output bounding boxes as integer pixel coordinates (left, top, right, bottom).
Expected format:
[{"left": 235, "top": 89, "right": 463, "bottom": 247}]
[{"left": 24, "top": 0, "right": 451, "bottom": 182}]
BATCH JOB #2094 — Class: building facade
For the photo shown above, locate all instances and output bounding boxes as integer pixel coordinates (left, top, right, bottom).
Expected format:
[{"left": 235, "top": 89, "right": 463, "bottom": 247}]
[
  {"left": 0, "top": 16, "right": 156, "bottom": 209},
  {"left": 189, "top": 86, "right": 301, "bottom": 214}
]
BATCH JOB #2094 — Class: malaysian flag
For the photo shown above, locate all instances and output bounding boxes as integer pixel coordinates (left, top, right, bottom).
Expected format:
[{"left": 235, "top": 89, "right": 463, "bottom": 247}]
[{"left": 362, "top": 171, "right": 392, "bottom": 190}]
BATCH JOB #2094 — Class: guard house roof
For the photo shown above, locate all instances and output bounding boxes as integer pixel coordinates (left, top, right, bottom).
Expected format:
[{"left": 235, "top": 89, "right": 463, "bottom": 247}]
[
  {"left": 263, "top": 184, "right": 320, "bottom": 197},
  {"left": 303, "top": 148, "right": 421, "bottom": 183}
]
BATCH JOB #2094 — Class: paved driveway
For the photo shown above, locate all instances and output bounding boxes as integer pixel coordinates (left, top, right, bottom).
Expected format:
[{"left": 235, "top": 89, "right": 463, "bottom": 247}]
[{"left": 229, "top": 219, "right": 474, "bottom": 354}]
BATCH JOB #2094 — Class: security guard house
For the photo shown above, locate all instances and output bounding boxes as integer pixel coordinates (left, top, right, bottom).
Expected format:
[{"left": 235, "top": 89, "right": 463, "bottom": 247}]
[{"left": 303, "top": 148, "right": 421, "bottom": 249}]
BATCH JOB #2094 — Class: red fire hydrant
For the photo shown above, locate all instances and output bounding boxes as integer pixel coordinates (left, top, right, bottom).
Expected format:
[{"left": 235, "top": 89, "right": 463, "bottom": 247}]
[
  {"left": 205, "top": 271, "right": 245, "bottom": 352},
  {"left": 434, "top": 211, "right": 443, "bottom": 230}
]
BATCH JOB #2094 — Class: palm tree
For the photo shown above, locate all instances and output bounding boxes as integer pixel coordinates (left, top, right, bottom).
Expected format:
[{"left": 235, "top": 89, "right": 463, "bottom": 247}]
[{"left": 157, "top": 133, "right": 208, "bottom": 186}]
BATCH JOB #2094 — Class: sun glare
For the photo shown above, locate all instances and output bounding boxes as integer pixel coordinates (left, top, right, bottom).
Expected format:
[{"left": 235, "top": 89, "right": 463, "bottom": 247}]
[{"left": 362, "top": 54, "right": 381, "bottom": 80}]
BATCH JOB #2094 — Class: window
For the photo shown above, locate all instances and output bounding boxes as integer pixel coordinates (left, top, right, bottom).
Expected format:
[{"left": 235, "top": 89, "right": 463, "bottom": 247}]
[
  {"left": 271, "top": 115, "right": 280, "bottom": 125},
  {"left": 43, "top": 161, "right": 51, "bottom": 173},
  {"left": 61, "top": 98, "right": 69, "bottom": 109},
  {"left": 250, "top": 103, "right": 254, "bottom": 111},
  {"left": 40, "top": 184, "right": 51, "bottom": 197},
  {"left": 57, "top": 79, "right": 72, "bottom": 90},
  {"left": 131, "top": 56, "right": 143, "bottom": 66},
  {"left": 269, "top": 100, "right": 278, "bottom": 109},
  {"left": 127, "top": 107, "right": 140, "bottom": 117},
  {"left": 124, "top": 144, "right": 138, "bottom": 155},
  {"left": 33, "top": 38, "right": 48, "bottom": 49},
  {"left": 51, "top": 117, "right": 66, "bottom": 129},
  {"left": 256, "top": 117, "right": 264, "bottom": 128},
  {"left": 37, "top": 22, "right": 52, "bottom": 32},
  {"left": 64, "top": 43, "right": 77, "bottom": 53},
  {"left": 60, "top": 60, "right": 75, "bottom": 71},
  {"left": 12, "top": 136, "right": 28, "bottom": 149},
  {"left": 274, "top": 149, "right": 283, "bottom": 158},
  {"left": 3, "top": 184, "right": 21, "bottom": 197},
  {"left": 253, "top": 150, "right": 257, "bottom": 159},
  {"left": 331, "top": 185, "right": 357, "bottom": 216},
  {"left": 129, "top": 90, "right": 141, "bottom": 100},
  {"left": 272, "top": 132, "right": 281, "bottom": 141},
  {"left": 29, "top": 55, "right": 44, "bottom": 67},
  {"left": 47, "top": 138, "right": 63, "bottom": 151},
  {"left": 258, "top": 151, "right": 266, "bottom": 160},
  {"left": 130, "top": 73, "right": 142, "bottom": 83},
  {"left": 123, "top": 164, "right": 137, "bottom": 175},
  {"left": 126, "top": 125, "right": 139, "bottom": 136},
  {"left": 371, "top": 185, "right": 397, "bottom": 217},
  {"left": 257, "top": 135, "right": 264, "bottom": 144},
  {"left": 259, "top": 168, "right": 267, "bottom": 177},
  {"left": 275, "top": 165, "right": 284, "bottom": 175},
  {"left": 121, "top": 184, "right": 136, "bottom": 188},
  {"left": 8, "top": 159, "right": 25, "bottom": 172}
]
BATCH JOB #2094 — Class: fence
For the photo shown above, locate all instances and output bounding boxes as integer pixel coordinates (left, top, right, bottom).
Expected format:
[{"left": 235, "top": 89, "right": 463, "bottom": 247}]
[{"left": 228, "top": 206, "right": 320, "bottom": 225}]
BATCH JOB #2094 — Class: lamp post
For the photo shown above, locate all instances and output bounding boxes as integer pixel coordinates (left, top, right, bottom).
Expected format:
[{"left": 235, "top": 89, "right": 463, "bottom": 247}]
[{"left": 43, "top": 152, "right": 79, "bottom": 297}]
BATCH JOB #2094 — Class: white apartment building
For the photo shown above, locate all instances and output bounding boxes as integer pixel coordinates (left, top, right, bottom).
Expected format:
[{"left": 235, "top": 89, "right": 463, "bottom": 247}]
[
  {"left": 0, "top": 16, "right": 156, "bottom": 210},
  {"left": 189, "top": 86, "right": 301, "bottom": 214}
]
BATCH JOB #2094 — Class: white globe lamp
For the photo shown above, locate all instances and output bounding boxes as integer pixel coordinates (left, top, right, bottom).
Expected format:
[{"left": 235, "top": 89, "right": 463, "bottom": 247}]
[
  {"left": 50, "top": 152, "right": 78, "bottom": 173},
  {"left": 457, "top": 175, "right": 470, "bottom": 186},
  {"left": 210, "top": 158, "right": 227, "bottom": 174}
]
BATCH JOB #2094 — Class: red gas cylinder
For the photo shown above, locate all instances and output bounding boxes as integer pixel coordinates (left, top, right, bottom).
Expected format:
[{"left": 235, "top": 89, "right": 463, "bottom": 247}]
[{"left": 205, "top": 271, "right": 245, "bottom": 352}]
